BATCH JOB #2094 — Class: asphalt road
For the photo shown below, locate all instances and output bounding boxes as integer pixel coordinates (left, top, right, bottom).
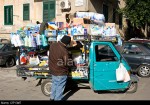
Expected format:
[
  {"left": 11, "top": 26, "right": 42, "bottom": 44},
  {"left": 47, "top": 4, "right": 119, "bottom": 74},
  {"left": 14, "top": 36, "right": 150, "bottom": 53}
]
[{"left": 0, "top": 66, "right": 150, "bottom": 101}]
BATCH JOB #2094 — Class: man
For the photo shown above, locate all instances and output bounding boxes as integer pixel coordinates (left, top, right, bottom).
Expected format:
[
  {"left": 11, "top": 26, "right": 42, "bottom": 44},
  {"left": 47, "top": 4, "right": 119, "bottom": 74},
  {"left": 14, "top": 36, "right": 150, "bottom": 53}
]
[
  {"left": 49, "top": 35, "right": 72, "bottom": 101},
  {"left": 39, "top": 22, "right": 49, "bottom": 35}
]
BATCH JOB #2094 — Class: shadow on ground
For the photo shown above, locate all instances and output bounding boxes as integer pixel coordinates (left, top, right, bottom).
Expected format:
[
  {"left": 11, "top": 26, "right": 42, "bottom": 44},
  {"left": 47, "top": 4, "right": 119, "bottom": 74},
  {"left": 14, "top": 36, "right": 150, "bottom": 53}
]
[{"left": 63, "top": 79, "right": 91, "bottom": 100}]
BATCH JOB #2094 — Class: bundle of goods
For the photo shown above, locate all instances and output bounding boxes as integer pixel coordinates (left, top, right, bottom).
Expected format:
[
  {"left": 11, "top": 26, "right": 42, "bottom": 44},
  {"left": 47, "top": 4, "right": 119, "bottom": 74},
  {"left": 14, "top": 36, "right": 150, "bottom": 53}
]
[
  {"left": 102, "top": 23, "right": 117, "bottom": 37},
  {"left": 70, "top": 66, "right": 88, "bottom": 78},
  {"left": 70, "top": 53, "right": 88, "bottom": 79},
  {"left": 75, "top": 12, "right": 105, "bottom": 38},
  {"left": 45, "top": 22, "right": 70, "bottom": 42},
  {"left": 11, "top": 31, "right": 48, "bottom": 49},
  {"left": 11, "top": 24, "right": 50, "bottom": 77},
  {"left": 76, "top": 12, "right": 105, "bottom": 25},
  {"left": 45, "top": 22, "right": 58, "bottom": 41},
  {"left": 68, "top": 42, "right": 89, "bottom": 79}
]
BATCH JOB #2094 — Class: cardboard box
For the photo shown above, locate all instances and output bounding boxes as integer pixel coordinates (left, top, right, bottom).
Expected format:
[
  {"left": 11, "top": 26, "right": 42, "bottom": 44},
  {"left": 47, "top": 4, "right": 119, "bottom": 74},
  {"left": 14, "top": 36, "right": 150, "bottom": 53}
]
[
  {"left": 73, "top": 18, "right": 84, "bottom": 26},
  {"left": 104, "top": 23, "right": 116, "bottom": 29}
]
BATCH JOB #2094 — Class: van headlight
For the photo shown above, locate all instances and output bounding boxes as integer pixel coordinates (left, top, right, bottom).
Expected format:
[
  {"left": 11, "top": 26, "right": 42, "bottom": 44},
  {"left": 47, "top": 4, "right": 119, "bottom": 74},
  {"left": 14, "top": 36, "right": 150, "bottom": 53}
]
[{"left": 128, "top": 70, "right": 131, "bottom": 76}]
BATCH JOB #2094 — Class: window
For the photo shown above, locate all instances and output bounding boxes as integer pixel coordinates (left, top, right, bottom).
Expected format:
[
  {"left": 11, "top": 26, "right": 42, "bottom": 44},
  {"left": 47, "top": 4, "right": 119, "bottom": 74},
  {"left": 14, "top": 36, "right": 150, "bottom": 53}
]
[
  {"left": 95, "top": 45, "right": 118, "bottom": 62},
  {"left": 3, "top": 45, "right": 11, "bottom": 52},
  {"left": 103, "top": 4, "right": 108, "bottom": 22},
  {"left": 43, "top": 1, "right": 55, "bottom": 22},
  {"left": 119, "top": 14, "right": 122, "bottom": 29},
  {"left": 122, "top": 44, "right": 143, "bottom": 55},
  {"left": 113, "top": 9, "right": 116, "bottom": 23},
  {"left": 4, "top": 5, "right": 13, "bottom": 25},
  {"left": 23, "top": 4, "right": 30, "bottom": 21},
  {"left": 0, "top": 44, "right": 4, "bottom": 50}
]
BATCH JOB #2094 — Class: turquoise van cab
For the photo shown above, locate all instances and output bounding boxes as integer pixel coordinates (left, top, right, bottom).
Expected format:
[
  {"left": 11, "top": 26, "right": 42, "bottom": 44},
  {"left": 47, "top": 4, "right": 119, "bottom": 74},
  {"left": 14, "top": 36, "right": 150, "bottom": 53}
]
[{"left": 89, "top": 41, "right": 138, "bottom": 92}]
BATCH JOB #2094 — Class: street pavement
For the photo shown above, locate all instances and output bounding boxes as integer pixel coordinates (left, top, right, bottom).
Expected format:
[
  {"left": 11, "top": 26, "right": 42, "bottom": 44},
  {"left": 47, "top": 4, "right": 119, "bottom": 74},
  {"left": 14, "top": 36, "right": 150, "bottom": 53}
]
[{"left": 0, "top": 66, "right": 150, "bottom": 101}]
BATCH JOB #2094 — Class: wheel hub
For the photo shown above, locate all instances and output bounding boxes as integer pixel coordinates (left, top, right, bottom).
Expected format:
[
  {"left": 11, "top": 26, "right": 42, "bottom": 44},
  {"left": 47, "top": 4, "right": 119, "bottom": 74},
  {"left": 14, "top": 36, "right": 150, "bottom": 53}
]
[
  {"left": 44, "top": 83, "right": 51, "bottom": 96},
  {"left": 139, "top": 66, "right": 150, "bottom": 76}
]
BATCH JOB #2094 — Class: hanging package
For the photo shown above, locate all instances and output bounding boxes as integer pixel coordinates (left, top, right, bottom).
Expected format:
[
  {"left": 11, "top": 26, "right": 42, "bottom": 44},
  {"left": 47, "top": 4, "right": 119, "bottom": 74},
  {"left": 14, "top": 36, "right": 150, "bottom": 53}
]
[
  {"left": 116, "top": 63, "right": 130, "bottom": 82},
  {"left": 41, "top": 34, "right": 48, "bottom": 47}
]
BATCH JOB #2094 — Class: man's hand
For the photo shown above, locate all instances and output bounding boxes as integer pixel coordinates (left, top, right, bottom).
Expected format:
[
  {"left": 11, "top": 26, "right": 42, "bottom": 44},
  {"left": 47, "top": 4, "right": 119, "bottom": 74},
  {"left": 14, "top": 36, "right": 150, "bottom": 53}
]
[{"left": 70, "top": 36, "right": 77, "bottom": 47}]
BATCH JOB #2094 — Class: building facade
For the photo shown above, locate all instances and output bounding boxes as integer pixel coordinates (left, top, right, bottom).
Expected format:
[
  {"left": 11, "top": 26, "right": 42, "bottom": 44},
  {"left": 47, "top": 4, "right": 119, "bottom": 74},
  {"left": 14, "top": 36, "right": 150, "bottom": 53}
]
[{"left": 0, "top": 0, "right": 124, "bottom": 39}]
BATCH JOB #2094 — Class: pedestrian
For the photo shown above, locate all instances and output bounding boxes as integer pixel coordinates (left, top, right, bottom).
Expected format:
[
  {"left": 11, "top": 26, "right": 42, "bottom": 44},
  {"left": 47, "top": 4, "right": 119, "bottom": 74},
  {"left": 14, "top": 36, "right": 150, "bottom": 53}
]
[
  {"left": 39, "top": 22, "right": 49, "bottom": 35},
  {"left": 36, "top": 21, "right": 41, "bottom": 30},
  {"left": 36, "top": 21, "right": 41, "bottom": 25},
  {"left": 49, "top": 35, "right": 72, "bottom": 101}
]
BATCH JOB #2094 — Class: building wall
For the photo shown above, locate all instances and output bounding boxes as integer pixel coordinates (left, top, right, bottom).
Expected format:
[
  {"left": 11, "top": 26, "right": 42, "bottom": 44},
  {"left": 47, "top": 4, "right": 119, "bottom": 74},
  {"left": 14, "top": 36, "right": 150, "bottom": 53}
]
[
  {"left": 116, "top": 0, "right": 126, "bottom": 37},
  {"left": 0, "top": 0, "right": 43, "bottom": 34},
  {"left": 0, "top": 0, "right": 126, "bottom": 38},
  {"left": 88, "top": 0, "right": 103, "bottom": 13},
  {"left": 0, "top": 0, "right": 4, "bottom": 31},
  {"left": 0, "top": 0, "right": 88, "bottom": 34},
  {"left": 88, "top": 0, "right": 119, "bottom": 22},
  {"left": 56, "top": 0, "right": 88, "bottom": 22}
]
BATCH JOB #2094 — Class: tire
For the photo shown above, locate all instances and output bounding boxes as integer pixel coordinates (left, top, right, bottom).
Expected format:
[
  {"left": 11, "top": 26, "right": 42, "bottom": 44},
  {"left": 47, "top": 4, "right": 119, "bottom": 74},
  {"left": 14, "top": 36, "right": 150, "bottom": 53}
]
[
  {"left": 41, "top": 80, "right": 52, "bottom": 97},
  {"left": 137, "top": 65, "right": 150, "bottom": 77},
  {"left": 126, "top": 82, "right": 138, "bottom": 93},
  {"left": 5, "top": 57, "right": 15, "bottom": 67}
]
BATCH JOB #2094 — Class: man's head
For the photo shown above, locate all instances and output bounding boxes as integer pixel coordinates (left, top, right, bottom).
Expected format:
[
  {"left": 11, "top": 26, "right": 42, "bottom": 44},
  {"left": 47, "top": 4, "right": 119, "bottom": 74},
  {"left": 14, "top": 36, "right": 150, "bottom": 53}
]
[{"left": 61, "top": 35, "right": 71, "bottom": 46}]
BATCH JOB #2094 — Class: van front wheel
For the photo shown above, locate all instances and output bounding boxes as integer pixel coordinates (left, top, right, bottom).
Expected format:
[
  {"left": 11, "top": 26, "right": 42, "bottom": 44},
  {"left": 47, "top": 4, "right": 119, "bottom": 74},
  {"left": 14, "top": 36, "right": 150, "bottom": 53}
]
[{"left": 126, "top": 82, "right": 138, "bottom": 93}]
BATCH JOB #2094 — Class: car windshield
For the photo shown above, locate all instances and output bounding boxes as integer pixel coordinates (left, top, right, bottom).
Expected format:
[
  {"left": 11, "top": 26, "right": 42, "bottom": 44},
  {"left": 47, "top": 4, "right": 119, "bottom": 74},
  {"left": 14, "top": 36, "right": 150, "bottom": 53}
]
[
  {"left": 143, "top": 42, "right": 150, "bottom": 50},
  {"left": 0, "top": 44, "right": 4, "bottom": 50}
]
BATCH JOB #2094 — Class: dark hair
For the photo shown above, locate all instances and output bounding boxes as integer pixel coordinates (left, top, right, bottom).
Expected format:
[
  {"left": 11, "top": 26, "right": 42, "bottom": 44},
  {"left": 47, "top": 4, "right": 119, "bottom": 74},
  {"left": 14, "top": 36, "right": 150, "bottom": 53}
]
[
  {"left": 61, "top": 36, "right": 71, "bottom": 45},
  {"left": 36, "top": 21, "right": 40, "bottom": 24},
  {"left": 44, "top": 23, "right": 49, "bottom": 29}
]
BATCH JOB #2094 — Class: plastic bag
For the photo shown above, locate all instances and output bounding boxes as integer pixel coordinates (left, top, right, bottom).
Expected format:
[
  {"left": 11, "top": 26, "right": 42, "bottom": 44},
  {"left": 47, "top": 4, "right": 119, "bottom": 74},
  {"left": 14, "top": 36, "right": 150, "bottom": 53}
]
[
  {"left": 36, "top": 34, "right": 42, "bottom": 46},
  {"left": 29, "top": 56, "right": 40, "bottom": 66},
  {"left": 24, "top": 35, "right": 29, "bottom": 47},
  {"left": 116, "top": 63, "right": 127, "bottom": 82},
  {"left": 90, "top": 24, "right": 104, "bottom": 35},
  {"left": 94, "top": 13, "right": 105, "bottom": 22},
  {"left": 41, "top": 34, "right": 48, "bottom": 47},
  {"left": 16, "top": 34, "right": 24, "bottom": 47},
  {"left": 124, "top": 70, "right": 131, "bottom": 82}
]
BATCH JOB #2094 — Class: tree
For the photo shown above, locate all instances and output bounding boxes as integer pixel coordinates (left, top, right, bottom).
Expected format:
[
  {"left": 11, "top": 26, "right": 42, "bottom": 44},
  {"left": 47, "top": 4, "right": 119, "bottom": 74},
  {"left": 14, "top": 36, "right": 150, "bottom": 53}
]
[{"left": 119, "top": 0, "right": 150, "bottom": 37}]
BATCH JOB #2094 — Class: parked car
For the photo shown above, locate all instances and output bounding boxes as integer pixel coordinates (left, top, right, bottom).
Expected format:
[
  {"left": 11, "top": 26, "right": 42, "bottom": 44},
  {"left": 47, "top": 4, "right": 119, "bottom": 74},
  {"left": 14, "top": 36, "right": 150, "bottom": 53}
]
[
  {"left": 0, "top": 39, "right": 17, "bottom": 67},
  {"left": 120, "top": 41, "right": 150, "bottom": 77},
  {"left": 129, "top": 38, "right": 150, "bottom": 43}
]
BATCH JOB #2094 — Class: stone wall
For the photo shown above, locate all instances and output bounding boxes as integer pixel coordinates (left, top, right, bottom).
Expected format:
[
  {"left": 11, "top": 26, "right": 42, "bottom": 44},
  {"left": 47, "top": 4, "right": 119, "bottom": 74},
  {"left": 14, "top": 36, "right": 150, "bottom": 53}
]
[{"left": 0, "top": 33, "right": 11, "bottom": 40}]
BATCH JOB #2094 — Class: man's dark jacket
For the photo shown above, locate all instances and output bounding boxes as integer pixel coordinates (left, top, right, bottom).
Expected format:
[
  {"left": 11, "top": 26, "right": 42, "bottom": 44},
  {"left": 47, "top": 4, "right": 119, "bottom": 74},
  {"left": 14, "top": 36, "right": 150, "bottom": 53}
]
[{"left": 49, "top": 42, "right": 70, "bottom": 76}]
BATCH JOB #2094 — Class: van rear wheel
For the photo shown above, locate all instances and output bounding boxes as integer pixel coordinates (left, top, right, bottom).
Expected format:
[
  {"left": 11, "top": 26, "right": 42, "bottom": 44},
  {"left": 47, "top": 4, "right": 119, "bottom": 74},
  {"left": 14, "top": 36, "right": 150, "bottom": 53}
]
[{"left": 41, "top": 80, "right": 51, "bottom": 97}]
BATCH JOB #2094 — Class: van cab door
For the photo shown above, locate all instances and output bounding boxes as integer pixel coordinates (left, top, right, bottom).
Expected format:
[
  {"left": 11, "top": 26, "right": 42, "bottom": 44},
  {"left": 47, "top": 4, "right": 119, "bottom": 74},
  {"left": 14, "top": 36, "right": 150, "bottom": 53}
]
[{"left": 89, "top": 42, "right": 129, "bottom": 91}]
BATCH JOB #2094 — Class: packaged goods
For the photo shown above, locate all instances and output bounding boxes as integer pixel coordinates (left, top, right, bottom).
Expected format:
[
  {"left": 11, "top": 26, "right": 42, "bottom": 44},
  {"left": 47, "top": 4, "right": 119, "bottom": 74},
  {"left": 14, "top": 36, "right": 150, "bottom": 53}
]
[
  {"left": 29, "top": 56, "right": 40, "bottom": 66},
  {"left": 94, "top": 13, "right": 105, "bottom": 22},
  {"left": 41, "top": 34, "right": 48, "bottom": 47},
  {"left": 57, "top": 22, "right": 64, "bottom": 29}
]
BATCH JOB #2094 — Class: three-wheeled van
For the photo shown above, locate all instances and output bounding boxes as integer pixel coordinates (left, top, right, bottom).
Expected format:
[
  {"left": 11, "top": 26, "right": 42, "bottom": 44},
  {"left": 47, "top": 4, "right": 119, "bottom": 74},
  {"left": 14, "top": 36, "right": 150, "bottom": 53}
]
[{"left": 39, "top": 41, "right": 138, "bottom": 97}]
